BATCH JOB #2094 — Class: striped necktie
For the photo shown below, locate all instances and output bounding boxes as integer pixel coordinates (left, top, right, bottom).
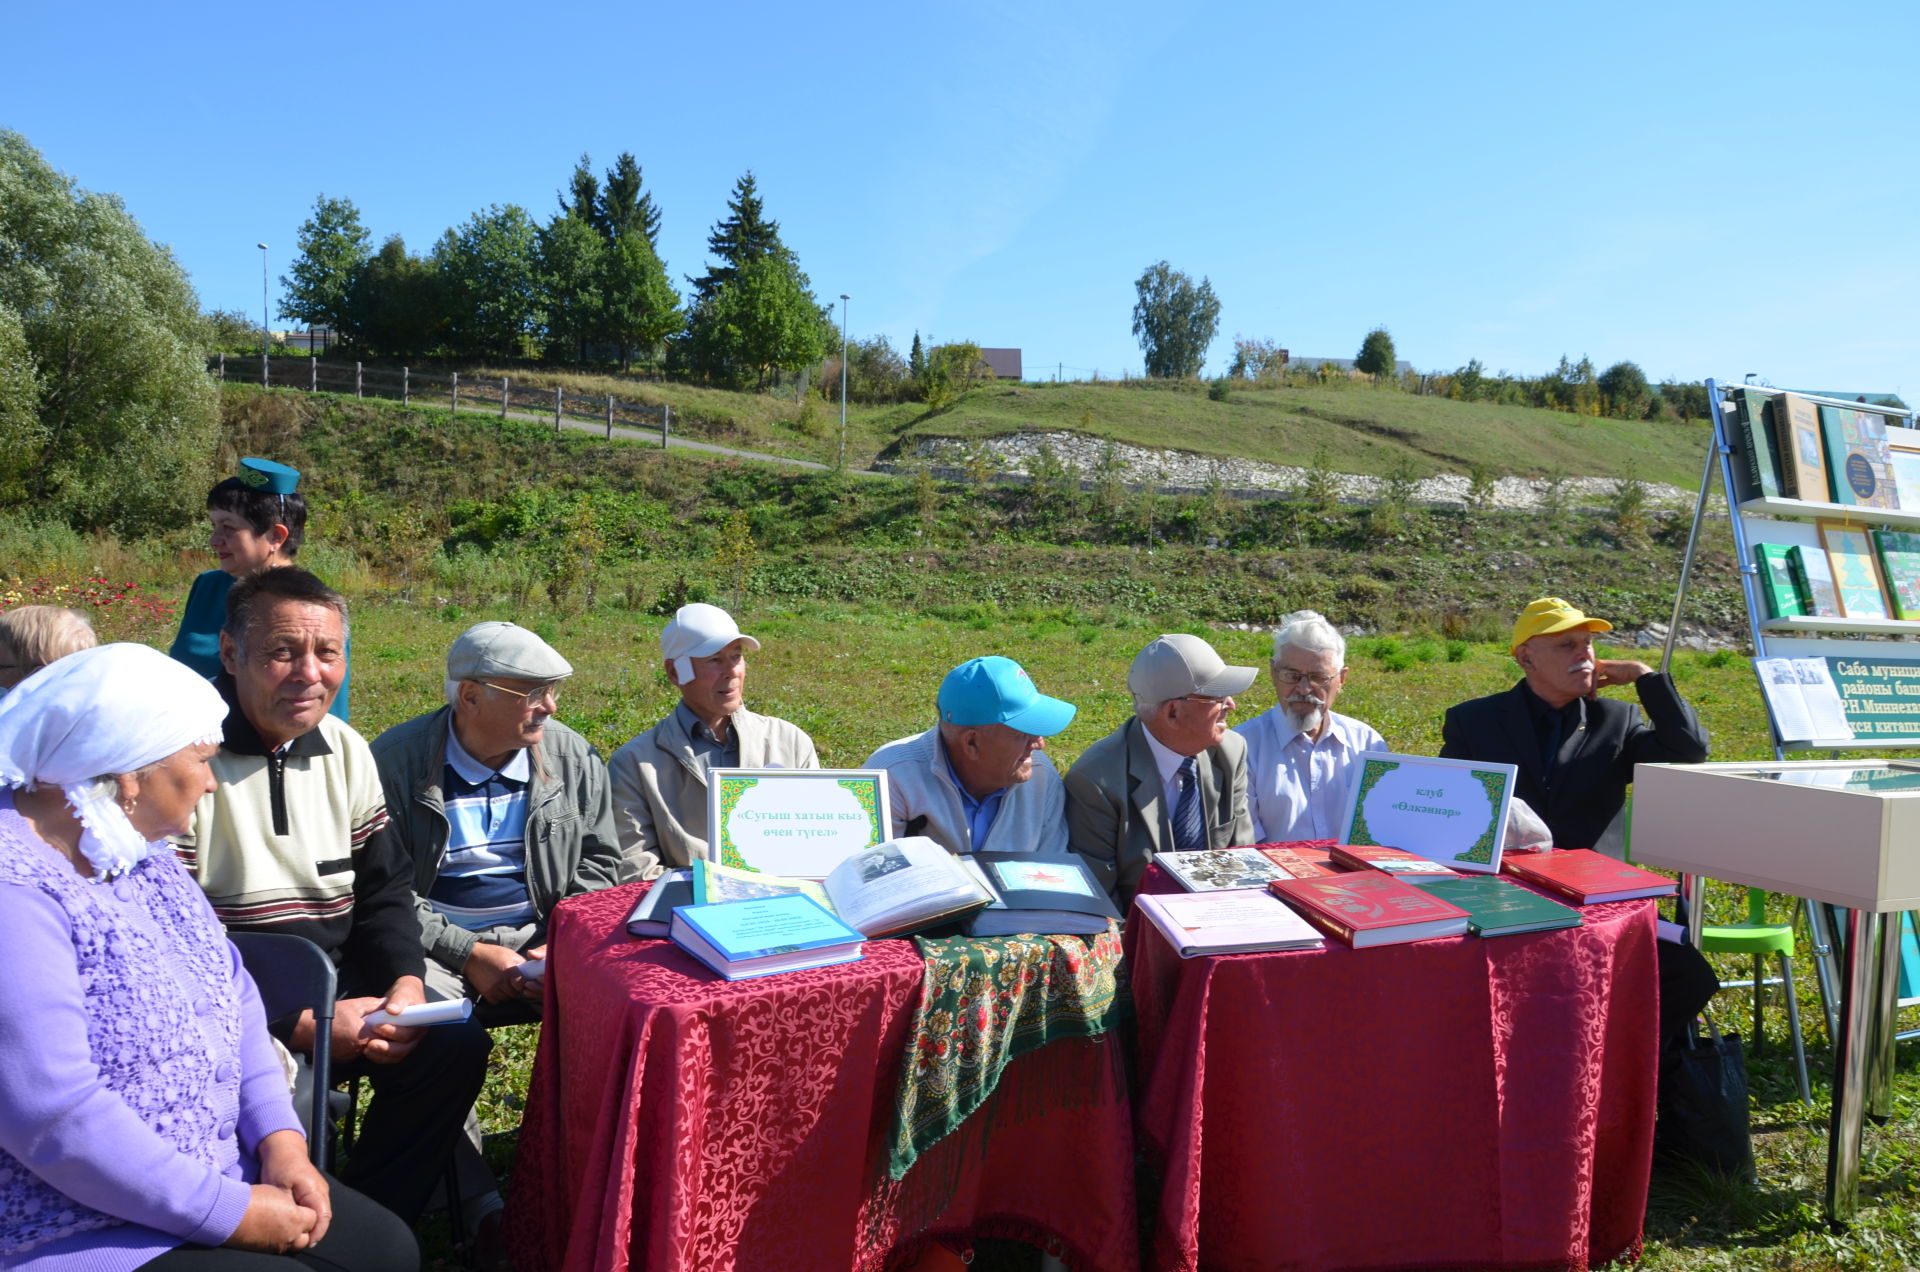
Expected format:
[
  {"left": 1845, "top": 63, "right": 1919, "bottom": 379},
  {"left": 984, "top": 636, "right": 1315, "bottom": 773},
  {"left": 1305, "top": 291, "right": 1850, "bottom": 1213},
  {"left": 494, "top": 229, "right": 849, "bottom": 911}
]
[{"left": 1173, "top": 757, "right": 1206, "bottom": 852}]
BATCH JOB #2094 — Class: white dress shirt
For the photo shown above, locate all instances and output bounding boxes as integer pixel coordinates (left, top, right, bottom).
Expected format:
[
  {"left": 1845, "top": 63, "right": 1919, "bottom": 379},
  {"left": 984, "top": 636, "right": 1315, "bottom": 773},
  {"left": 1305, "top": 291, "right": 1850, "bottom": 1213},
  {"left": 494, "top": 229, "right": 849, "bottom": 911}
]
[
  {"left": 1139, "top": 721, "right": 1192, "bottom": 815},
  {"left": 1233, "top": 706, "right": 1386, "bottom": 842}
]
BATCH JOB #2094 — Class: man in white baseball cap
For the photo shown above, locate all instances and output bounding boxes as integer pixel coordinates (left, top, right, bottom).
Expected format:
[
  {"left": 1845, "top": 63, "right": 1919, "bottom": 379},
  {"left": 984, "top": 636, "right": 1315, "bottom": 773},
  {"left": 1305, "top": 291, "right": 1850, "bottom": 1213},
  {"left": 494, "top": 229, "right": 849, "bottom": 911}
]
[
  {"left": 1064, "top": 633, "right": 1258, "bottom": 902},
  {"left": 608, "top": 603, "right": 818, "bottom": 872}
]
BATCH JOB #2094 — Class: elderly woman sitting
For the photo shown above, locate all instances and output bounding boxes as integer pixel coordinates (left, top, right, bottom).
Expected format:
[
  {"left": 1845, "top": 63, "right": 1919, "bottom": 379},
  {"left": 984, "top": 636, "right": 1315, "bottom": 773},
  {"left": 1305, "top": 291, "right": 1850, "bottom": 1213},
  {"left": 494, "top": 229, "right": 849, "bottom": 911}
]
[
  {"left": 0, "top": 644, "right": 412, "bottom": 1271},
  {"left": 0, "top": 605, "right": 96, "bottom": 691}
]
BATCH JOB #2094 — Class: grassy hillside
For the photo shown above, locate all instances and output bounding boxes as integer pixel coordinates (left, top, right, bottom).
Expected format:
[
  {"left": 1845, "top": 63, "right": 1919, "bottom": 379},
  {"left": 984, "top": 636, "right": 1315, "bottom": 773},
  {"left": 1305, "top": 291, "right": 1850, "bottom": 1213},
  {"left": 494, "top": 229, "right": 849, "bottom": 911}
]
[
  {"left": 460, "top": 364, "right": 1713, "bottom": 488},
  {"left": 90, "top": 385, "right": 1736, "bottom": 644},
  {"left": 12, "top": 384, "right": 1920, "bottom": 1270}
]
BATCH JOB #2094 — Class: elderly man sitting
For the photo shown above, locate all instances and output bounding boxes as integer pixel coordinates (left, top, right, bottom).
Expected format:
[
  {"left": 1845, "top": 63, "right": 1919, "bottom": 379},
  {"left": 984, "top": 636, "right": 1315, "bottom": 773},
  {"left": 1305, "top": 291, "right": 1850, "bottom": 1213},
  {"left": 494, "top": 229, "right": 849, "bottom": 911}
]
[
  {"left": 172, "top": 568, "right": 491, "bottom": 1235},
  {"left": 1065, "top": 633, "right": 1258, "bottom": 902},
  {"left": 1234, "top": 609, "right": 1386, "bottom": 842},
  {"left": 609, "top": 603, "right": 818, "bottom": 872},
  {"left": 370, "top": 622, "right": 633, "bottom": 1013},
  {"left": 865, "top": 656, "right": 1077, "bottom": 854},
  {"left": 1440, "top": 596, "right": 1709, "bottom": 851}
]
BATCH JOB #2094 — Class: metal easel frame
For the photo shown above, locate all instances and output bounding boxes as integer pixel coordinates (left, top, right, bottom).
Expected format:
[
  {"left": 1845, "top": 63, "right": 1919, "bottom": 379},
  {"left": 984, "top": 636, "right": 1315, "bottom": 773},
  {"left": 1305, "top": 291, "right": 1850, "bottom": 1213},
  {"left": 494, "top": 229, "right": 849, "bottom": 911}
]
[{"left": 1672, "top": 378, "right": 1920, "bottom": 1226}]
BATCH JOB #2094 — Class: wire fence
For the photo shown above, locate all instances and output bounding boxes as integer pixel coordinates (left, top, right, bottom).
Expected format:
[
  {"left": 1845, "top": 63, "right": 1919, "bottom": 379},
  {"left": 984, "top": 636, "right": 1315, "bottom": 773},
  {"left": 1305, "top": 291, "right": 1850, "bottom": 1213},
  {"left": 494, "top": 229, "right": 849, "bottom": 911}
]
[{"left": 207, "top": 354, "right": 673, "bottom": 446}]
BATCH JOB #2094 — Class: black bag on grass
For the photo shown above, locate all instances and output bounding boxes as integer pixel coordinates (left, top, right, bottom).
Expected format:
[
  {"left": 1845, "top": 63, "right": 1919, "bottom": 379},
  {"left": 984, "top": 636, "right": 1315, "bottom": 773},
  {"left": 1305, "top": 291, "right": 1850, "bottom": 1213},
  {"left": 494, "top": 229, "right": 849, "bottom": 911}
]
[{"left": 1654, "top": 1013, "right": 1755, "bottom": 1179}]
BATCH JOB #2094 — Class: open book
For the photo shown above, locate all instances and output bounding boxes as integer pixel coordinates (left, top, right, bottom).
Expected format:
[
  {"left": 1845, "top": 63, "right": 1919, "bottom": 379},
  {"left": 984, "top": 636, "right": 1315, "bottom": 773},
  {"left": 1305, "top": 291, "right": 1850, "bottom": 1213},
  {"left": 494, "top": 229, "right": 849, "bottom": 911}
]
[
  {"left": 692, "top": 837, "right": 991, "bottom": 938},
  {"left": 1753, "top": 656, "right": 1853, "bottom": 744}
]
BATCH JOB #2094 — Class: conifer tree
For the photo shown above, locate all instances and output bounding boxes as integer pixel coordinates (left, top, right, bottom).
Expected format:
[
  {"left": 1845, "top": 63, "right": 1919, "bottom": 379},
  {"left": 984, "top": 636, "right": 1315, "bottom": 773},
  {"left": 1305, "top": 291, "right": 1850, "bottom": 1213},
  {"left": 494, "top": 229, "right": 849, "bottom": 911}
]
[
  {"left": 599, "top": 152, "right": 661, "bottom": 247},
  {"left": 909, "top": 331, "right": 925, "bottom": 379},
  {"left": 559, "top": 154, "right": 600, "bottom": 227},
  {"left": 690, "top": 171, "right": 786, "bottom": 303}
]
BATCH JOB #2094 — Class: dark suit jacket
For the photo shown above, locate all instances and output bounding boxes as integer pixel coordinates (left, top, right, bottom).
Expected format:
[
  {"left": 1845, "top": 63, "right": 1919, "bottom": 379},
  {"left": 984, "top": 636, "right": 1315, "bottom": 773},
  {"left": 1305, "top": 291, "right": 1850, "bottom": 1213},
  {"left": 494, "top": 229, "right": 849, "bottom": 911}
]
[
  {"left": 1063, "top": 717, "right": 1256, "bottom": 903},
  {"left": 1439, "top": 673, "right": 1709, "bottom": 849}
]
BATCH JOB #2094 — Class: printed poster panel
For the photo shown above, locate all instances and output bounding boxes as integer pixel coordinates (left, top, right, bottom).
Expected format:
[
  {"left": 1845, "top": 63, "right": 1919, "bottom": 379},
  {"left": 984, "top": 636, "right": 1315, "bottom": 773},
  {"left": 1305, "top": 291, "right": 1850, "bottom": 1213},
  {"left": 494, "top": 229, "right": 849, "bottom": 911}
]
[
  {"left": 1823, "top": 656, "right": 1920, "bottom": 743},
  {"left": 707, "top": 768, "right": 890, "bottom": 879},
  {"left": 1337, "top": 752, "right": 1518, "bottom": 875}
]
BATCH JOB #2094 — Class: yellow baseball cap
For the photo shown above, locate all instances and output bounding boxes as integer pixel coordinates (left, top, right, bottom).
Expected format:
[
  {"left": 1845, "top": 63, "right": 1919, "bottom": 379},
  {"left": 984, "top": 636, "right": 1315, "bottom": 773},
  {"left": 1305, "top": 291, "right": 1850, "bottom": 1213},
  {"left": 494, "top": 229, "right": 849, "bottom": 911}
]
[{"left": 1510, "top": 597, "right": 1612, "bottom": 655}]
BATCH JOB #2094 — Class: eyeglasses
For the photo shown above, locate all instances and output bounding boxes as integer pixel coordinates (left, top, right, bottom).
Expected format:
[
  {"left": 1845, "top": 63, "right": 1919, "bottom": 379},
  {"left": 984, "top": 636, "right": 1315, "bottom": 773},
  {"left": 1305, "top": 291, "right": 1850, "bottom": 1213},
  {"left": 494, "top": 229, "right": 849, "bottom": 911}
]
[
  {"left": 1276, "top": 670, "right": 1338, "bottom": 688},
  {"left": 1181, "top": 694, "right": 1234, "bottom": 708},
  {"left": 481, "top": 680, "right": 562, "bottom": 705}
]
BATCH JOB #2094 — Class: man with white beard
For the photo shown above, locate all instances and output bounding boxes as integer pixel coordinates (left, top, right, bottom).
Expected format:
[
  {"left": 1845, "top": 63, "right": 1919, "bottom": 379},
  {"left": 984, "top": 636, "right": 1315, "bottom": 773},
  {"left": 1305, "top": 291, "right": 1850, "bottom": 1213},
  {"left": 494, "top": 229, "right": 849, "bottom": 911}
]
[
  {"left": 1233, "top": 610, "right": 1386, "bottom": 842},
  {"left": 1440, "top": 596, "right": 1709, "bottom": 850}
]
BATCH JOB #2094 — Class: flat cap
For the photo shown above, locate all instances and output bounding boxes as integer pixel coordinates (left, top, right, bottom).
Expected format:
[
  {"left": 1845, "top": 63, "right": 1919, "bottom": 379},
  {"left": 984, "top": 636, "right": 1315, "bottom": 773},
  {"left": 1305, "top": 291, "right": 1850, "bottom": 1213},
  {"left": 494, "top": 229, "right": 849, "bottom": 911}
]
[{"left": 447, "top": 621, "right": 573, "bottom": 682}]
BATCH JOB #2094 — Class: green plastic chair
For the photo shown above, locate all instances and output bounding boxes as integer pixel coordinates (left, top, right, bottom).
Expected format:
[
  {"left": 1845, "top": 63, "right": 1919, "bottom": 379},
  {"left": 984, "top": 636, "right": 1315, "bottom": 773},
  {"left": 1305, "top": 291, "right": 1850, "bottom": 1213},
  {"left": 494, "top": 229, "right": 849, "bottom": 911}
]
[{"left": 1698, "top": 888, "right": 1812, "bottom": 1102}]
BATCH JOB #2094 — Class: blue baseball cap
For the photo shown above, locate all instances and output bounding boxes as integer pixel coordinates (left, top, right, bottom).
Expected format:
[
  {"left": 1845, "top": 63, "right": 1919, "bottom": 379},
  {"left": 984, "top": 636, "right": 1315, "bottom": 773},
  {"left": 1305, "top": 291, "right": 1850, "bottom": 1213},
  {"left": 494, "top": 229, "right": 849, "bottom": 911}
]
[{"left": 937, "top": 656, "right": 1076, "bottom": 736}]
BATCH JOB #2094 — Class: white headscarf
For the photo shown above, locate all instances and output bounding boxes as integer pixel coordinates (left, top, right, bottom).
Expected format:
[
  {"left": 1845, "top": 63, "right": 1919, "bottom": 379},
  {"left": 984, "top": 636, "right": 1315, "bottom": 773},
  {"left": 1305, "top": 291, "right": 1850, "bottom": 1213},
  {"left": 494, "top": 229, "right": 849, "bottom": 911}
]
[{"left": 0, "top": 643, "right": 228, "bottom": 877}]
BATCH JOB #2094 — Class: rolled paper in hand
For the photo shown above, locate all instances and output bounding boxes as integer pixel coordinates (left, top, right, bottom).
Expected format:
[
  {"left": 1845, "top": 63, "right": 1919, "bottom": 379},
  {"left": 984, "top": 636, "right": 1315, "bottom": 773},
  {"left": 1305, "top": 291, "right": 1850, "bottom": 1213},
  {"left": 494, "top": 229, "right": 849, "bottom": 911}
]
[
  {"left": 517, "top": 958, "right": 546, "bottom": 982},
  {"left": 363, "top": 998, "right": 475, "bottom": 1028}
]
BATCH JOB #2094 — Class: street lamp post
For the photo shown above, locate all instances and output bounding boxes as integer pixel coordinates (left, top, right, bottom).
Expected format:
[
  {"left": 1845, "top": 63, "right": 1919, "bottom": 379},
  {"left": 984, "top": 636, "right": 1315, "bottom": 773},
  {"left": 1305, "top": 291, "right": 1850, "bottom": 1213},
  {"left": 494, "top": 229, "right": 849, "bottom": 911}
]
[
  {"left": 257, "top": 243, "right": 270, "bottom": 388},
  {"left": 837, "top": 295, "right": 850, "bottom": 471}
]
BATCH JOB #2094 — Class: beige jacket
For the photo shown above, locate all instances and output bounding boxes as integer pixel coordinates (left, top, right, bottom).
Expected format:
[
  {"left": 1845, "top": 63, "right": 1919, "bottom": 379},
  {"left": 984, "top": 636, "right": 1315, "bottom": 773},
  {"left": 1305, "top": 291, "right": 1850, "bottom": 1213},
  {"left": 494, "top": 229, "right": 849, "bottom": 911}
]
[{"left": 607, "top": 704, "right": 820, "bottom": 871}]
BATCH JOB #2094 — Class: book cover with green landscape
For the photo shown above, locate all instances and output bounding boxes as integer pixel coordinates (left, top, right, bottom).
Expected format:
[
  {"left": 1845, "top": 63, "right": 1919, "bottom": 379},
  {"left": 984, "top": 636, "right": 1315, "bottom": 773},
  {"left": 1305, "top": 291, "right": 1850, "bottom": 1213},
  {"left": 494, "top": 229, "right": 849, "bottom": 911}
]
[{"left": 1874, "top": 530, "right": 1920, "bottom": 621}]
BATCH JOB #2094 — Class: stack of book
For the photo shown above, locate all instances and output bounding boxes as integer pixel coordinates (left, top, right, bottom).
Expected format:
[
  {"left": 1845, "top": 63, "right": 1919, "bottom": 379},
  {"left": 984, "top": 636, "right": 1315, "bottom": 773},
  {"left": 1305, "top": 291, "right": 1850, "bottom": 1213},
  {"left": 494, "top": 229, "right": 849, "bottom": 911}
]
[
  {"left": 1268, "top": 873, "right": 1470, "bottom": 948},
  {"left": 1413, "top": 875, "right": 1583, "bottom": 937},
  {"left": 1156, "top": 846, "right": 1295, "bottom": 892},
  {"left": 1135, "top": 888, "right": 1324, "bottom": 957},
  {"left": 669, "top": 893, "right": 866, "bottom": 980},
  {"left": 1499, "top": 849, "right": 1677, "bottom": 905},
  {"left": 1327, "top": 843, "right": 1460, "bottom": 882},
  {"left": 959, "top": 853, "right": 1121, "bottom": 936}
]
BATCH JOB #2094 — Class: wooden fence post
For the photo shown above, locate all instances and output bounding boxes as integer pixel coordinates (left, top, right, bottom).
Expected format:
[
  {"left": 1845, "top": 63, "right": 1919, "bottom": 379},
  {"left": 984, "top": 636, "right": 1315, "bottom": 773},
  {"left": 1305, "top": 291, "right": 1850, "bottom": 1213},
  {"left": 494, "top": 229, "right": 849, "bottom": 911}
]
[
  {"left": 218, "top": 353, "right": 225, "bottom": 381},
  {"left": 502, "top": 377, "right": 510, "bottom": 420},
  {"left": 451, "top": 371, "right": 459, "bottom": 414},
  {"left": 402, "top": 366, "right": 409, "bottom": 406},
  {"left": 661, "top": 403, "right": 670, "bottom": 449},
  {"left": 606, "top": 394, "right": 614, "bottom": 439},
  {"left": 355, "top": 362, "right": 363, "bottom": 398},
  {"left": 553, "top": 385, "right": 562, "bottom": 432},
  {"left": 310, "top": 358, "right": 317, "bottom": 393}
]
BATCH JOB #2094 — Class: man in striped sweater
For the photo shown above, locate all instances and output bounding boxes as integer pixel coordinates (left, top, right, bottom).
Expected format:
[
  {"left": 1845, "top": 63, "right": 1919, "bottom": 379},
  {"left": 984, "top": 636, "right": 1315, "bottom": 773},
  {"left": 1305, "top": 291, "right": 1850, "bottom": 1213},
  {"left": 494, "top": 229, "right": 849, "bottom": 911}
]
[{"left": 174, "top": 568, "right": 491, "bottom": 1232}]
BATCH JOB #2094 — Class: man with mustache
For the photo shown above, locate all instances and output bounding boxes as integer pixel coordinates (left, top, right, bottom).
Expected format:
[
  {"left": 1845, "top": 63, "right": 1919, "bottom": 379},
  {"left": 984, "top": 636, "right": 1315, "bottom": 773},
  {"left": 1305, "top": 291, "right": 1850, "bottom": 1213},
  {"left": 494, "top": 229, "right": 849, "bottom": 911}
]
[
  {"left": 1233, "top": 610, "right": 1385, "bottom": 842},
  {"left": 173, "top": 567, "right": 492, "bottom": 1236},
  {"left": 1440, "top": 596, "right": 1709, "bottom": 849}
]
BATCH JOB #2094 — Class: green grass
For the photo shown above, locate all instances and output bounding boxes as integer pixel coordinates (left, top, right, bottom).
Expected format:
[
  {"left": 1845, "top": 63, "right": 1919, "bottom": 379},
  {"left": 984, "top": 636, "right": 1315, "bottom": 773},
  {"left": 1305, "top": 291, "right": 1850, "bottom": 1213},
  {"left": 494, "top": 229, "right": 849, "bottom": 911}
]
[{"left": 446, "top": 364, "right": 1712, "bottom": 488}]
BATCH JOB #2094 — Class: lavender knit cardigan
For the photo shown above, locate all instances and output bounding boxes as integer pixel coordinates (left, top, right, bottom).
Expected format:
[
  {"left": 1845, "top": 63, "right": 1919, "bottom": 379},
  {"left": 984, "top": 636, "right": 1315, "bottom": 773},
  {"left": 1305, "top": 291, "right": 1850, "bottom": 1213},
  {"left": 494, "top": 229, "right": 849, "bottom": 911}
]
[{"left": 0, "top": 795, "right": 301, "bottom": 1272}]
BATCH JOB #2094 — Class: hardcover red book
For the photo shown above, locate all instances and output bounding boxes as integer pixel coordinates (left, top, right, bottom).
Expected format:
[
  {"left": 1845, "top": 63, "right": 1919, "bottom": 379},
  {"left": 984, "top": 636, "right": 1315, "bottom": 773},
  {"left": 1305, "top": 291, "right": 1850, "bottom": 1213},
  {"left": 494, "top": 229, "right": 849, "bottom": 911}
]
[
  {"left": 1328, "top": 843, "right": 1460, "bottom": 881},
  {"left": 1268, "top": 872, "right": 1470, "bottom": 948},
  {"left": 1257, "top": 844, "right": 1344, "bottom": 879},
  {"left": 1499, "top": 849, "right": 1677, "bottom": 904}
]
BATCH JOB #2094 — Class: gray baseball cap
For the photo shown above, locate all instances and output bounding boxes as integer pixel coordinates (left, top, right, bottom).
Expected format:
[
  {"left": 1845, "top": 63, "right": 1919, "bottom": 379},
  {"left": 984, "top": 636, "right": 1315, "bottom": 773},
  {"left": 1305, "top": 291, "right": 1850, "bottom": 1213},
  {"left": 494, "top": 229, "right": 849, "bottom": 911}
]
[
  {"left": 447, "top": 622, "right": 573, "bottom": 682},
  {"left": 1127, "top": 633, "right": 1256, "bottom": 705}
]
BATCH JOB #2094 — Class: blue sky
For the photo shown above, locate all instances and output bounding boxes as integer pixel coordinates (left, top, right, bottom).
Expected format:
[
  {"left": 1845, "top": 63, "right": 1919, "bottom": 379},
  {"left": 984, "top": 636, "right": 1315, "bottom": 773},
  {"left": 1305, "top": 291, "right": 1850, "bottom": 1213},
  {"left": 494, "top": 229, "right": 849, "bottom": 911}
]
[{"left": 8, "top": 0, "right": 1917, "bottom": 391}]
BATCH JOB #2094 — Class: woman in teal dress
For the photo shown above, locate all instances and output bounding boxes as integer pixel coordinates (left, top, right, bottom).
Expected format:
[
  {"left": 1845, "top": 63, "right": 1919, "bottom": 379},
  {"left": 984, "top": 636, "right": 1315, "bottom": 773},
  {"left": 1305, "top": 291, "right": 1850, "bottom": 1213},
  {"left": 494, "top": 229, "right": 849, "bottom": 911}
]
[{"left": 168, "top": 458, "right": 350, "bottom": 721}]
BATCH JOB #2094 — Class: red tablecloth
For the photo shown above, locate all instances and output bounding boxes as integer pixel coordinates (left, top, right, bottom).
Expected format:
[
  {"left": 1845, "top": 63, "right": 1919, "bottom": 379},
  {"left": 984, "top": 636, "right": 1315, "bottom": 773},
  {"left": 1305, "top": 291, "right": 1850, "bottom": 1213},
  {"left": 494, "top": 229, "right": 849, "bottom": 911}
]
[
  {"left": 1132, "top": 862, "right": 1659, "bottom": 1272},
  {"left": 503, "top": 883, "right": 1139, "bottom": 1272}
]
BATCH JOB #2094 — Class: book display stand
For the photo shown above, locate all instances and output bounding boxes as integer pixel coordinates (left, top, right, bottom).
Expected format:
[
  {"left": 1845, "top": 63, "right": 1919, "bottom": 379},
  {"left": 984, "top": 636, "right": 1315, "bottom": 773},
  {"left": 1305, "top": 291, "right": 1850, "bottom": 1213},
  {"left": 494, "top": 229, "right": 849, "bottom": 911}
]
[{"left": 1640, "top": 379, "right": 1920, "bottom": 1226}]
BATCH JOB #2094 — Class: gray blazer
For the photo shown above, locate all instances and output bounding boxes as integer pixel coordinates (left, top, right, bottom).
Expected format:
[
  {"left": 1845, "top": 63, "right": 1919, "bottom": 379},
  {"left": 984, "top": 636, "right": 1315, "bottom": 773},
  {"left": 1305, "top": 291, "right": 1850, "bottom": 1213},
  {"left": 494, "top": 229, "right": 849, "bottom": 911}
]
[
  {"left": 607, "top": 704, "right": 819, "bottom": 871},
  {"left": 1063, "top": 717, "right": 1255, "bottom": 903}
]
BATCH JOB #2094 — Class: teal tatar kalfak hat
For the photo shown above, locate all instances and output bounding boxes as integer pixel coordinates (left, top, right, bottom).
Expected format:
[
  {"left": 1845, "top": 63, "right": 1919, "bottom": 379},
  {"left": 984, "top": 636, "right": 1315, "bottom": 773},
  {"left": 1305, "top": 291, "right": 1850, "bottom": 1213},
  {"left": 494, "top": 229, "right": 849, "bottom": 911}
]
[{"left": 237, "top": 457, "right": 301, "bottom": 495}]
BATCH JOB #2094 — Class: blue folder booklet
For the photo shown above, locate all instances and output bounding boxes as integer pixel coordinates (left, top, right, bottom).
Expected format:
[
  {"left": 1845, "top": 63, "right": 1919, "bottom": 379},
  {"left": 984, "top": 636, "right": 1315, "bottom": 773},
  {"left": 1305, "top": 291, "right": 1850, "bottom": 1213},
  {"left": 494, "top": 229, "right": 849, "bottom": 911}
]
[{"left": 669, "top": 893, "right": 865, "bottom": 980}]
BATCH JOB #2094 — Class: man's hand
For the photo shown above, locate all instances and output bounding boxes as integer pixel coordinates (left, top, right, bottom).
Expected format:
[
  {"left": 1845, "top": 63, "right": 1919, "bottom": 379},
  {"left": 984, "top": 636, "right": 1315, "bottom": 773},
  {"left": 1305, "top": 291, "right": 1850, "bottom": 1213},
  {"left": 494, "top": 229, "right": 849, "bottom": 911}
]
[
  {"left": 360, "top": 976, "right": 428, "bottom": 1063},
  {"left": 465, "top": 941, "right": 529, "bottom": 1004},
  {"left": 326, "top": 999, "right": 386, "bottom": 1063},
  {"left": 227, "top": 1183, "right": 318, "bottom": 1253},
  {"left": 257, "top": 1129, "right": 331, "bottom": 1248},
  {"left": 1592, "top": 659, "right": 1654, "bottom": 693}
]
